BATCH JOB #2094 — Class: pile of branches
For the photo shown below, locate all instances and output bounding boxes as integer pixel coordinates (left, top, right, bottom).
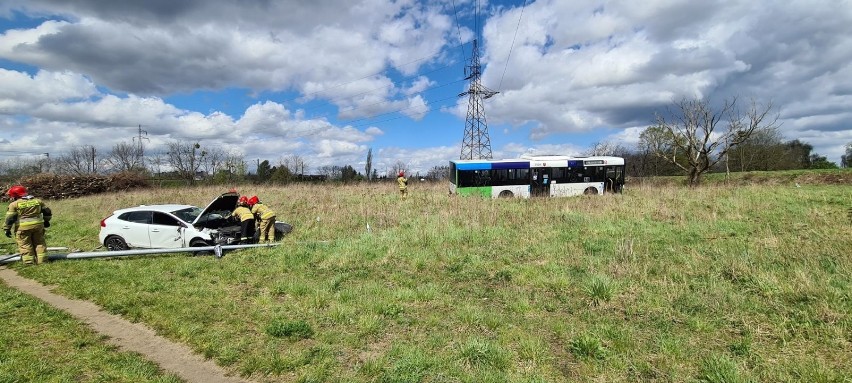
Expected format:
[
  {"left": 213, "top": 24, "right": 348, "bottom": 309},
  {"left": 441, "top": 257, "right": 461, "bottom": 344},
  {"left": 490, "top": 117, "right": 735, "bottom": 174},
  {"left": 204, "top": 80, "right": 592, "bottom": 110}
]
[{"left": 4, "top": 172, "right": 150, "bottom": 200}]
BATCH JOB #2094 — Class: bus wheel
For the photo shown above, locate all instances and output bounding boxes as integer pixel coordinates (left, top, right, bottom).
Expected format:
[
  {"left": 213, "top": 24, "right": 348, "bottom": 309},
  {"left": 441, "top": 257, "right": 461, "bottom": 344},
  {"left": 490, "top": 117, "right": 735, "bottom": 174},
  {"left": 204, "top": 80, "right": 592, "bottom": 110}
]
[
  {"left": 498, "top": 190, "right": 514, "bottom": 198},
  {"left": 583, "top": 187, "right": 598, "bottom": 195}
]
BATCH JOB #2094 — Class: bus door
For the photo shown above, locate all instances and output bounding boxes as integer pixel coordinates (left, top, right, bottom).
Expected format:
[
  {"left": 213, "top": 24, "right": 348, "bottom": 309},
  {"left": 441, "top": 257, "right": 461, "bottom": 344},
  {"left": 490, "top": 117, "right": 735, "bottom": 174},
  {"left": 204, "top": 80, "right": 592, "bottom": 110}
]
[
  {"left": 531, "top": 168, "right": 550, "bottom": 196},
  {"left": 604, "top": 165, "right": 625, "bottom": 193}
]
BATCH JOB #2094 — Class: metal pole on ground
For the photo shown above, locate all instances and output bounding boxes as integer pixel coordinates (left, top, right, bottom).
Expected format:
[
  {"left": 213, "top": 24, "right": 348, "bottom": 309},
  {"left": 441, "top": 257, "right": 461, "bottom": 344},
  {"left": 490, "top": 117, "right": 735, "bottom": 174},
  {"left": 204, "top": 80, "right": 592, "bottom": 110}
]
[{"left": 0, "top": 243, "right": 278, "bottom": 265}]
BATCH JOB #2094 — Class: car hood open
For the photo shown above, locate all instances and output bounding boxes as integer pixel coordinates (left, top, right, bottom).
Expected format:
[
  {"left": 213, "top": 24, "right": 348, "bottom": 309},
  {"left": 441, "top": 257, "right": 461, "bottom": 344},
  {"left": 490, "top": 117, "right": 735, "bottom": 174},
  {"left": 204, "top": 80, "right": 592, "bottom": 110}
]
[{"left": 192, "top": 192, "right": 239, "bottom": 226}]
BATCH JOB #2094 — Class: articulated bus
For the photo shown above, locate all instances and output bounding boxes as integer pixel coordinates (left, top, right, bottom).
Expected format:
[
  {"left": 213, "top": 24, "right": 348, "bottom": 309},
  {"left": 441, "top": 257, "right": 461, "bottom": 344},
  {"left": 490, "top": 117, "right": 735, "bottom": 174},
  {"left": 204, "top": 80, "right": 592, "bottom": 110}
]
[{"left": 449, "top": 155, "right": 625, "bottom": 198}]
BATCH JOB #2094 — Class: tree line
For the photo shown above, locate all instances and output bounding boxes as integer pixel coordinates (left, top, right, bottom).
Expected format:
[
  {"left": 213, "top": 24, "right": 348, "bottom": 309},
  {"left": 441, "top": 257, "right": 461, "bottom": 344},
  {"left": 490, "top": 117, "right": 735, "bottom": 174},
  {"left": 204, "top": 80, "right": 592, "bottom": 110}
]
[
  {"left": 2, "top": 97, "right": 850, "bottom": 186},
  {"left": 587, "top": 97, "right": 849, "bottom": 186},
  {"left": 0, "top": 140, "right": 423, "bottom": 185}
]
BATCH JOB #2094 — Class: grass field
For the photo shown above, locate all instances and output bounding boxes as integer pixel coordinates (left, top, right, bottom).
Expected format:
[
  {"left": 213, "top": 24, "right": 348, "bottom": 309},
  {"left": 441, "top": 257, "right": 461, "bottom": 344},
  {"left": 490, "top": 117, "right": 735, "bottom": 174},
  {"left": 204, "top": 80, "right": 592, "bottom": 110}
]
[{"left": 2, "top": 172, "right": 850, "bottom": 382}]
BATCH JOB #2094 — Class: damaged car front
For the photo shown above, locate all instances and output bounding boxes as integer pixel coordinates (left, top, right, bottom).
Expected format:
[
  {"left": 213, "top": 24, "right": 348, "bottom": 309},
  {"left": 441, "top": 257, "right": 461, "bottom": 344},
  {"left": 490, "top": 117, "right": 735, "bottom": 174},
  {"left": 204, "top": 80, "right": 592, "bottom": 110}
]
[{"left": 188, "top": 192, "right": 242, "bottom": 246}]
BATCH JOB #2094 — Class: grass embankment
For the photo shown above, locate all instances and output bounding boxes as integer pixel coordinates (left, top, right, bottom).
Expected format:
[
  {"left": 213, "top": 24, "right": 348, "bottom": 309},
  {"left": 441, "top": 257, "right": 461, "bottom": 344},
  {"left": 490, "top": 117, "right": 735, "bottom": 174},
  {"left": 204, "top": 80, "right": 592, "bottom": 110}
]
[
  {"left": 632, "top": 167, "right": 852, "bottom": 187},
  {"left": 0, "top": 285, "right": 181, "bottom": 382},
  {"left": 2, "top": 176, "right": 851, "bottom": 382}
]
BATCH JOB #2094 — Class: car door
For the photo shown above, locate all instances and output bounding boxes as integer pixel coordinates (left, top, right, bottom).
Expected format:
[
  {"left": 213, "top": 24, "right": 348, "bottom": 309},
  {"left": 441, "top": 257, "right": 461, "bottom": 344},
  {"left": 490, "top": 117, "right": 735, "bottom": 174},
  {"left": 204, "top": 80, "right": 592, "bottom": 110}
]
[
  {"left": 117, "top": 210, "right": 153, "bottom": 248},
  {"left": 150, "top": 212, "right": 186, "bottom": 248}
]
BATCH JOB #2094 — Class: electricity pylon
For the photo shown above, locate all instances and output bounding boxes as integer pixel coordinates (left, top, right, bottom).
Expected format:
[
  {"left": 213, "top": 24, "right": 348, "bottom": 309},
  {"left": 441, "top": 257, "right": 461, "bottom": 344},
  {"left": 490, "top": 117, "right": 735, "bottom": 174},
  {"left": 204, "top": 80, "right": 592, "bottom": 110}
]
[{"left": 459, "top": 39, "right": 498, "bottom": 160}]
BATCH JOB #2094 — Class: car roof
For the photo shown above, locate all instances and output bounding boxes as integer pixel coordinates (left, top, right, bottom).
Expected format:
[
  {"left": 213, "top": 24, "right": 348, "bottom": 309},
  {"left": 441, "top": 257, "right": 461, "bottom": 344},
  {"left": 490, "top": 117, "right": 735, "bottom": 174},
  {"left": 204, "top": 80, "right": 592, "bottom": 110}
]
[{"left": 113, "top": 204, "right": 197, "bottom": 214}]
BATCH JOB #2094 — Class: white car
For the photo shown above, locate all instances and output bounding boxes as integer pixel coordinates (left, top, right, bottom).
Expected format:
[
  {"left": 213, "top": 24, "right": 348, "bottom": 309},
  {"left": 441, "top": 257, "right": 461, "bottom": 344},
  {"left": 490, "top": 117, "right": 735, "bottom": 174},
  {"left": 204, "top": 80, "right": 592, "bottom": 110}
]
[{"left": 98, "top": 192, "right": 243, "bottom": 251}]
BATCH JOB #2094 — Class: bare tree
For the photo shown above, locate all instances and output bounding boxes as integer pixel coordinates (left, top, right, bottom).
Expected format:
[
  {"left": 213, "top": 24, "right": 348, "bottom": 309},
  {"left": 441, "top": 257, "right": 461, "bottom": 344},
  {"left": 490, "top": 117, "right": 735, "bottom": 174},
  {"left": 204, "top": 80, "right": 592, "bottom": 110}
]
[
  {"left": 281, "top": 154, "right": 308, "bottom": 175},
  {"left": 640, "top": 97, "right": 779, "bottom": 186},
  {"left": 107, "top": 141, "right": 144, "bottom": 172},
  {"left": 202, "top": 147, "right": 226, "bottom": 176},
  {"left": 727, "top": 126, "right": 785, "bottom": 172},
  {"left": 166, "top": 141, "right": 206, "bottom": 184},
  {"left": 223, "top": 150, "right": 246, "bottom": 178},
  {"left": 146, "top": 151, "right": 167, "bottom": 178},
  {"left": 584, "top": 141, "right": 630, "bottom": 157},
  {"left": 426, "top": 165, "right": 450, "bottom": 181},
  {"left": 55, "top": 145, "right": 100, "bottom": 175},
  {"left": 390, "top": 160, "right": 407, "bottom": 177},
  {"left": 317, "top": 165, "right": 342, "bottom": 180}
]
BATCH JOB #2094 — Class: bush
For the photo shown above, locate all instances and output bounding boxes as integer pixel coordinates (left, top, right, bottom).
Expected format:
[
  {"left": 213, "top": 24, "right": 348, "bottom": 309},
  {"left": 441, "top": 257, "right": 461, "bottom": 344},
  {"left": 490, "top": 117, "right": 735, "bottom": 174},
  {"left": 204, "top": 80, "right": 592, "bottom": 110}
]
[{"left": 7, "top": 172, "right": 149, "bottom": 200}]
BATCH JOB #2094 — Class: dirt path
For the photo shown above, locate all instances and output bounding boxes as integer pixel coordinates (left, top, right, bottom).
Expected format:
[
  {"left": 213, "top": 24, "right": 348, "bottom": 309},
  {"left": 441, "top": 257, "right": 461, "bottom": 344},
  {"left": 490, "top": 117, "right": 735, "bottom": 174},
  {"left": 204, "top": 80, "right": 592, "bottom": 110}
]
[{"left": 0, "top": 267, "right": 252, "bottom": 383}]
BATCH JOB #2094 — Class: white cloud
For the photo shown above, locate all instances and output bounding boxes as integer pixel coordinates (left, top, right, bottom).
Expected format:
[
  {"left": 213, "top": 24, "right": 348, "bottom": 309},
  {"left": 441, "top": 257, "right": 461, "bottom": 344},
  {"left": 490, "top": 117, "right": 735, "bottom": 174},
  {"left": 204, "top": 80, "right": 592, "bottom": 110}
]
[{"left": 1, "top": 0, "right": 851, "bottom": 166}]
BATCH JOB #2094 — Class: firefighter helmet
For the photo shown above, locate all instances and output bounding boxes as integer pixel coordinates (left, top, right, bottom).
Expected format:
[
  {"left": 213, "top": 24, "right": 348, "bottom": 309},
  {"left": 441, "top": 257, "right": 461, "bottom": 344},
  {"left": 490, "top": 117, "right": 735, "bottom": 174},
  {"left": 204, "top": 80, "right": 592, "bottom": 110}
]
[
  {"left": 248, "top": 196, "right": 259, "bottom": 206},
  {"left": 238, "top": 195, "right": 249, "bottom": 206},
  {"left": 7, "top": 185, "right": 27, "bottom": 199},
  {"left": 398, "top": 171, "right": 404, "bottom": 177}
]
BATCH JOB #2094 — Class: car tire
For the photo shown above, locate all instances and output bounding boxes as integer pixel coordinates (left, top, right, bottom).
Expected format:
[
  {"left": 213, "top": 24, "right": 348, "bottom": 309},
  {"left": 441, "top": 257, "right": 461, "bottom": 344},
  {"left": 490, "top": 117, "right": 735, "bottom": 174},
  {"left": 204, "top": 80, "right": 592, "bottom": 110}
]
[
  {"left": 104, "top": 235, "right": 129, "bottom": 251},
  {"left": 583, "top": 187, "right": 598, "bottom": 195},
  {"left": 190, "top": 239, "right": 212, "bottom": 255},
  {"left": 498, "top": 190, "right": 514, "bottom": 198}
]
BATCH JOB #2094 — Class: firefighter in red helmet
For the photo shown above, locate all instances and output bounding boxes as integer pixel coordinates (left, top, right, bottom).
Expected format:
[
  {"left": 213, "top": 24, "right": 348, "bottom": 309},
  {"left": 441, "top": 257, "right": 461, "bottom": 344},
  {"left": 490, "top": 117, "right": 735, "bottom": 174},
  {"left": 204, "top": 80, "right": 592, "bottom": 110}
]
[
  {"left": 4, "top": 185, "right": 52, "bottom": 265},
  {"left": 231, "top": 195, "right": 255, "bottom": 244},
  {"left": 397, "top": 171, "right": 408, "bottom": 199},
  {"left": 248, "top": 196, "right": 277, "bottom": 243}
]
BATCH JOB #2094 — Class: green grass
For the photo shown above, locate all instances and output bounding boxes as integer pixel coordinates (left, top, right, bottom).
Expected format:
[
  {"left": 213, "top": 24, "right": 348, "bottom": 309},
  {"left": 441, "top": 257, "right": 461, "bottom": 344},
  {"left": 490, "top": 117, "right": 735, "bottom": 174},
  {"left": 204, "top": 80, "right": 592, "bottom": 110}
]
[
  {"left": 2, "top": 174, "right": 851, "bottom": 382},
  {"left": 0, "top": 284, "right": 182, "bottom": 382}
]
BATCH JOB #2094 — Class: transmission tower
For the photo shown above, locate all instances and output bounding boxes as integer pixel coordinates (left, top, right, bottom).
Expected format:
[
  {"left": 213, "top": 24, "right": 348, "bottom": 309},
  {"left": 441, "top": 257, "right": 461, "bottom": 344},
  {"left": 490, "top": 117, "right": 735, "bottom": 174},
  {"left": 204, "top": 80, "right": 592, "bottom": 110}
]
[{"left": 459, "top": 39, "right": 498, "bottom": 160}]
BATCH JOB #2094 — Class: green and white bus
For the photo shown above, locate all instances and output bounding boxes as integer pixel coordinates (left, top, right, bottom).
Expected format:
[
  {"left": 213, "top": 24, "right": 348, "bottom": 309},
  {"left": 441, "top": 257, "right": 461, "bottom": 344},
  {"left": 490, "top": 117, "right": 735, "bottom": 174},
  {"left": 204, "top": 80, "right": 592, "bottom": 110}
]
[{"left": 449, "top": 155, "right": 625, "bottom": 198}]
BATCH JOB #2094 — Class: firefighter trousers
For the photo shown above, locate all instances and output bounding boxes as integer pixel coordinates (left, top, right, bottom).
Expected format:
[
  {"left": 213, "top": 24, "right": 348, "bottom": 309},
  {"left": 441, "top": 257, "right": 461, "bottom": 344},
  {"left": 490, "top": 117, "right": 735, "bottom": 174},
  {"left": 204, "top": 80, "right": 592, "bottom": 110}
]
[
  {"left": 258, "top": 217, "right": 276, "bottom": 242},
  {"left": 16, "top": 225, "right": 46, "bottom": 264}
]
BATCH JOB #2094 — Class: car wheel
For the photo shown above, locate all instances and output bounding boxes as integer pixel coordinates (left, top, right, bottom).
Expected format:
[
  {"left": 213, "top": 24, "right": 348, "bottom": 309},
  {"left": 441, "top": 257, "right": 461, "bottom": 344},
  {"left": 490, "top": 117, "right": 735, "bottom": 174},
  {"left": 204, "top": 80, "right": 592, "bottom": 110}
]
[
  {"left": 190, "top": 239, "right": 212, "bottom": 255},
  {"left": 104, "top": 235, "right": 129, "bottom": 251},
  {"left": 498, "top": 190, "right": 514, "bottom": 198},
  {"left": 583, "top": 187, "right": 598, "bottom": 195}
]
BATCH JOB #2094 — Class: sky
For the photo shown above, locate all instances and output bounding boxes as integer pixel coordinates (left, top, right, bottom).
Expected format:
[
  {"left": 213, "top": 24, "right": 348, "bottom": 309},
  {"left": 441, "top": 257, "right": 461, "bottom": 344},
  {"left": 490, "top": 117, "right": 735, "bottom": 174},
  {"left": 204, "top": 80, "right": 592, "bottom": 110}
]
[{"left": 0, "top": 0, "right": 851, "bottom": 175}]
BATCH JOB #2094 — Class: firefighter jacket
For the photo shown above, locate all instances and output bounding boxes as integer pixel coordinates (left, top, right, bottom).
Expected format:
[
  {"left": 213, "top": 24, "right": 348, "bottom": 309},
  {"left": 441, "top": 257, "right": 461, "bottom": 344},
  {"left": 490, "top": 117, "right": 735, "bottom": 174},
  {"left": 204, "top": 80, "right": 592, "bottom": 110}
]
[
  {"left": 397, "top": 176, "right": 408, "bottom": 190},
  {"left": 231, "top": 206, "right": 254, "bottom": 222},
  {"left": 5, "top": 195, "right": 51, "bottom": 231},
  {"left": 251, "top": 203, "right": 276, "bottom": 220}
]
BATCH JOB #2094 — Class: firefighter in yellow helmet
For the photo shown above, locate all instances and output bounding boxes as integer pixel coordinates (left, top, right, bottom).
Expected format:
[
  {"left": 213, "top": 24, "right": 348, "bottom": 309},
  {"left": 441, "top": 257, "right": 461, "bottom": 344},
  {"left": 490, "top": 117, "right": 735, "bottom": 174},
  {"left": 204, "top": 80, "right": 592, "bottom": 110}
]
[
  {"left": 397, "top": 171, "right": 408, "bottom": 199},
  {"left": 248, "top": 196, "right": 276, "bottom": 243},
  {"left": 231, "top": 195, "right": 256, "bottom": 244},
  {"left": 4, "top": 185, "right": 52, "bottom": 265}
]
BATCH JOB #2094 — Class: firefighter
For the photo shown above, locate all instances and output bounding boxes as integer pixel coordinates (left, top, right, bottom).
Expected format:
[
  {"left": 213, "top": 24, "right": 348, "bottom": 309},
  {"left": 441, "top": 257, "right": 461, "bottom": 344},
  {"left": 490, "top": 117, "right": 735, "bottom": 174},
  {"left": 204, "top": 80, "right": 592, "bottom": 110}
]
[
  {"left": 397, "top": 171, "right": 408, "bottom": 199},
  {"left": 231, "top": 195, "right": 255, "bottom": 244},
  {"left": 4, "top": 185, "right": 52, "bottom": 265},
  {"left": 248, "top": 196, "right": 276, "bottom": 243}
]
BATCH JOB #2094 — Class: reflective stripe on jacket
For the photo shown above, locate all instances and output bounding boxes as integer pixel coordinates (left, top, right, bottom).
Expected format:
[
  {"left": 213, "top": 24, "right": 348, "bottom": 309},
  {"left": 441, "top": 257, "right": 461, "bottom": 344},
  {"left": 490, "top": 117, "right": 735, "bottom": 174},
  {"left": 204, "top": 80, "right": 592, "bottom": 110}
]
[
  {"left": 251, "top": 203, "right": 276, "bottom": 220},
  {"left": 4, "top": 196, "right": 50, "bottom": 230},
  {"left": 231, "top": 206, "right": 254, "bottom": 222}
]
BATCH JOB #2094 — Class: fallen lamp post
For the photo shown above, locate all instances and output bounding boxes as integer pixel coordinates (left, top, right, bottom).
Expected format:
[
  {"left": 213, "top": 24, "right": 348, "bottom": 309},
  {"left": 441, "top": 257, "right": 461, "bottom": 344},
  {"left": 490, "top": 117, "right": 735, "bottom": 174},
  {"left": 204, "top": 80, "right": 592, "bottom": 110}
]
[{"left": 0, "top": 243, "right": 278, "bottom": 265}]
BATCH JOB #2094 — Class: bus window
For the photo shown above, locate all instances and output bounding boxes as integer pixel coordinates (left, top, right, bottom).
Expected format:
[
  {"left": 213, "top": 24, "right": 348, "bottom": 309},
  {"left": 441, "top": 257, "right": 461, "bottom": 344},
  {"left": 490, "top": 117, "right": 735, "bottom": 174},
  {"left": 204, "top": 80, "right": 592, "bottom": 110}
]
[
  {"left": 516, "top": 168, "right": 529, "bottom": 181},
  {"left": 476, "top": 170, "right": 491, "bottom": 186},
  {"left": 584, "top": 166, "right": 605, "bottom": 182},
  {"left": 458, "top": 170, "right": 477, "bottom": 187}
]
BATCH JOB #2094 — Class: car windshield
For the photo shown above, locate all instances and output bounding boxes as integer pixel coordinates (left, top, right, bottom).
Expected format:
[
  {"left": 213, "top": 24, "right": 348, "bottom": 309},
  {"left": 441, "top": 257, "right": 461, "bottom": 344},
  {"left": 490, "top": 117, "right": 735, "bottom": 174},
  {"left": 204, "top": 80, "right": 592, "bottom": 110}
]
[{"left": 171, "top": 207, "right": 202, "bottom": 223}]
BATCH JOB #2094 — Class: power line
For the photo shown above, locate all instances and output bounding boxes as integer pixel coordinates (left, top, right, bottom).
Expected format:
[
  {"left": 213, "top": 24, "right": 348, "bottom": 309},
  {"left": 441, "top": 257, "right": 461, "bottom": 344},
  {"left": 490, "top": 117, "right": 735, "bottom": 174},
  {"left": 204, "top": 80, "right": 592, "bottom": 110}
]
[
  {"left": 498, "top": 0, "right": 528, "bottom": 92},
  {"left": 450, "top": 0, "right": 468, "bottom": 64}
]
